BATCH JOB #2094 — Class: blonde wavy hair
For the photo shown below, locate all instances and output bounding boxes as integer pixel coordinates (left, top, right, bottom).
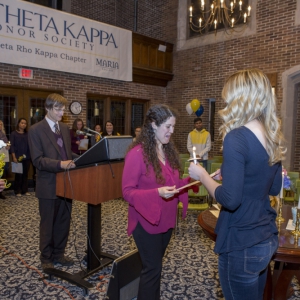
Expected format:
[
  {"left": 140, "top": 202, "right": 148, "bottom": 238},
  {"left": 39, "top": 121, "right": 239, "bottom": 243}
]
[
  {"left": 219, "top": 69, "right": 286, "bottom": 165},
  {"left": 0, "top": 120, "right": 6, "bottom": 134}
]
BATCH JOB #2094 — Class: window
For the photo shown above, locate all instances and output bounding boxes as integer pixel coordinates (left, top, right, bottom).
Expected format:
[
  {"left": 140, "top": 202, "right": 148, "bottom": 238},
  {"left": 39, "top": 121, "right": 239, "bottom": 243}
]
[
  {"left": 0, "top": 95, "right": 16, "bottom": 140},
  {"left": 189, "top": 0, "right": 250, "bottom": 38},
  {"left": 87, "top": 99, "right": 105, "bottom": 131},
  {"left": 30, "top": 98, "right": 46, "bottom": 126},
  {"left": 131, "top": 103, "right": 144, "bottom": 136},
  {"left": 178, "top": 0, "right": 256, "bottom": 49},
  {"left": 111, "top": 100, "right": 126, "bottom": 135},
  {"left": 0, "top": 88, "right": 53, "bottom": 138},
  {"left": 87, "top": 96, "right": 148, "bottom": 136},
  {"left": 24, "top": 0, "right": 63, "bottom": 10}
]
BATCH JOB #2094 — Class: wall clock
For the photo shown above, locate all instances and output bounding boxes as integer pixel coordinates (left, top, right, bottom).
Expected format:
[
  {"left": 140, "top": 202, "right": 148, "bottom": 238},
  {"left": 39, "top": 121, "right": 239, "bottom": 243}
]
[{"left": 69, "top": 101, "right": 82, "bottom": 115}]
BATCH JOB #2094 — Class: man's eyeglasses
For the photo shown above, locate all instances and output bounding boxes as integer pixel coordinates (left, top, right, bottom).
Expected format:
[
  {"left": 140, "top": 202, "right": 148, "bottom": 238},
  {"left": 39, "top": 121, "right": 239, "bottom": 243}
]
[{"left": 53, "top": 107, "right": 66, "bottom": 113}]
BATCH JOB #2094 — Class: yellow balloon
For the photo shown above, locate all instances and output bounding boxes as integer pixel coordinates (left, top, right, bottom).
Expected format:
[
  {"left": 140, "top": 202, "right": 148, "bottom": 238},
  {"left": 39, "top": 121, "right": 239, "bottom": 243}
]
[{"left": 190, "top": 99, "right": 200, "bottom": 112}]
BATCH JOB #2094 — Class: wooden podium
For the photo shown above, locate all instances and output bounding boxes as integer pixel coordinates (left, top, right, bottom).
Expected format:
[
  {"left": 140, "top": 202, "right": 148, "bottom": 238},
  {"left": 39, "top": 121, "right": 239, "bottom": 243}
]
[
  {"left": 56, "top": 161, "right": 124, "bottom": 205},
  {"left": 45, "top": 161, "right": 124, "bottom": 294}
]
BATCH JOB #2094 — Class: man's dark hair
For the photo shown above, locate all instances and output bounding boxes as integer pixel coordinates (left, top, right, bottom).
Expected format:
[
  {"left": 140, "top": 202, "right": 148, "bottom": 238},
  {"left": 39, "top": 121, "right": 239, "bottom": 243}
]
[
  {"left": 194, "top": 117, "right": 202, "bottom": 123},
  {"left": 45, "top": 93, "right": 67, "bottom": 110}
]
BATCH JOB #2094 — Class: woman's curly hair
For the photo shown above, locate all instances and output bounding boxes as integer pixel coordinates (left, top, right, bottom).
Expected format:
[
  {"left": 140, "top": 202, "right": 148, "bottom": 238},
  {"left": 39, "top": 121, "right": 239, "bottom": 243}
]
[{"left": 128, "top": 104, "right": 181, "bottom": 184}]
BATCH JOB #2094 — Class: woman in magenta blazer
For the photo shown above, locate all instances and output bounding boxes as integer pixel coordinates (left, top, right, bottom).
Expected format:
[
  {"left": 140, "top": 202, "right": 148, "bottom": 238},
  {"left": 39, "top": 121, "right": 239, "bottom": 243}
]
[{"left": 122, "top": 104, "right": 197, "bottom": 300}]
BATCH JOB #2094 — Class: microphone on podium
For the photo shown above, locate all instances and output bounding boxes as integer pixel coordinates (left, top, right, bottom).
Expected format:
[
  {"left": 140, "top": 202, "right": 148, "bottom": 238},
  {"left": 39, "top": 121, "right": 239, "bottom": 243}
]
[
  {"left": 84, "top": 127, "right": 102, "bottom": 139},
  {"left": 76, "top": 130, "right": 93, "bottom": 137}
]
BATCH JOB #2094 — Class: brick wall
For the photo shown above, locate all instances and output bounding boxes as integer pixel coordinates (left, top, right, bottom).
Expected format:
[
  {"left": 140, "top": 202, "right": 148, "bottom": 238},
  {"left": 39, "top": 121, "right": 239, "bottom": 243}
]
[
  {"left": 71, "top": 0, "right": 116, "bottom": 25},
  {"left": 2, "top": 0, "right": 300, "bottom": 168},
  {"left": 167, "top": 0, "right": 300, "bottom": 166},
  {"left": 0, "top": 1, "right": 176, "bottom": 129},
  {"left": 0, "top": 63, "right": 166, "bottom": 128},
  {"left": 71, "top": 0, "right": 177, "bottom": 42}
]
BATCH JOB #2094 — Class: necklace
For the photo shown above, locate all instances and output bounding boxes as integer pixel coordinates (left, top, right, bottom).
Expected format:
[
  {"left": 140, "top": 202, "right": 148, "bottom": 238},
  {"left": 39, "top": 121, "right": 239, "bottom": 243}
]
[
  {"left": 158, "top": 153, "right": 165, "bottom": 161},
  {"left": 156, "top": 144, "right": 166, "bottom": 162}
]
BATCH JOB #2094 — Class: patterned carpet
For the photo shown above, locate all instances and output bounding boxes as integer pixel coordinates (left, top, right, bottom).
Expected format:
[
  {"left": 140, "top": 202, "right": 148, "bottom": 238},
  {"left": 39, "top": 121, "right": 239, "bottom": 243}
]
[{"left": 0, "top": 189, "right": 299, "bottom": 300}]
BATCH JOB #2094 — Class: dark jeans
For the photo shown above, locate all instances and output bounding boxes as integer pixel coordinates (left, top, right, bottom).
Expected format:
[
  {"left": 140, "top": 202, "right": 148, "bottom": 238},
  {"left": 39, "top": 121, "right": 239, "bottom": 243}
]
[
  {"left": 218, "top": 234, "right": 278, "bottom": 300},
  {"left": 3, "top": 162, "right": 9, "bottom": 176},
  {"left": 14, "top": 160, "right": 30, "bottom": 194},
  {"left": 39, "top": 197, "right": 72, "bottom": 263},
  {"left": 202, "top": 160, "right": 208, "bottom": 171},
  {"left": 132, "top": 222, "right": 173, "bottom": 300}
]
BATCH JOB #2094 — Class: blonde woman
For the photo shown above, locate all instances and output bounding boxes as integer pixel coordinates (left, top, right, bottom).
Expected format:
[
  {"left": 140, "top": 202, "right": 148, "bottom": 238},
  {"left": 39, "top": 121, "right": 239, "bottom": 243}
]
[
  {"left": 70, "top": 118, "right": 87, "bottom": 154},
  {"left": 0, "top": 180, "right": 5, "bottom": 192},
  {"left": 0, "top": 120, "right": 10, "bottom": 199},
  {"left": 189, "top": 69, "right": 286, "bottom": 300}
]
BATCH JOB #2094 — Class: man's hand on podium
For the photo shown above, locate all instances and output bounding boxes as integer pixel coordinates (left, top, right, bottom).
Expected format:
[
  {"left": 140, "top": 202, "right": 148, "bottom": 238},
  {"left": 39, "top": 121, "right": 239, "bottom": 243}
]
[{"left": 61, "top": 160, "right": 76, "bottom": 169}]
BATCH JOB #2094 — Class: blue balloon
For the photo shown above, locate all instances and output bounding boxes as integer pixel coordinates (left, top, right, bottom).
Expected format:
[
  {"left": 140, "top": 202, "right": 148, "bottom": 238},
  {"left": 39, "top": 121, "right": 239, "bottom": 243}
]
[{"left": 195, "top": 105, "right": 204, "bottom": 117}]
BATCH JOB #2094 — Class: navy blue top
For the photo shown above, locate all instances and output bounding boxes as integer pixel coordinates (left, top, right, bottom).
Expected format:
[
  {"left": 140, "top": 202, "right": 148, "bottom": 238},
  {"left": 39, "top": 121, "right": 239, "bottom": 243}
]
[
  {"left": 10, "top": 131, "right": 31, "bottom": 160},
  {"left": 214, "top": 126, "right": 282, "bottom": 254}
]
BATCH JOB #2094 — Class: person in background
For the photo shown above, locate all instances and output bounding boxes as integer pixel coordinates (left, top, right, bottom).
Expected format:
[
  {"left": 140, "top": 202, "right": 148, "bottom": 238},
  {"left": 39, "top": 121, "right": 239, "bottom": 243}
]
[
  {"left": 132, "top": 126, "right": 142, "bottom": 142},
  {"left": 90, "top": 124, "right": 102, "bottom": 146},
  {"left": 28, "top": 93, "right": 77, "bottom": 270},
  {"left": 10, "top": 118, "right": 31, "bottom": 197},
  {"left": 0, "top": 180, "right": 5, "bottom": 192},
  {"left": 122, "top": 104, "right": 198, "bottom": 300},
  {"left": 70, "top": 118, "right": 87, "bottom": 154},
  {"left": 187, "top": 117, "right": 211, "bottom": 170},
  {"left": 0, "top": 120, "right": 10, "bottom": 199},
  {"left": 188, "top": 69, "right": 286, "bottom": 300},
  {"left": 102, "top": 120, "right": 120, "bottom": 137}
]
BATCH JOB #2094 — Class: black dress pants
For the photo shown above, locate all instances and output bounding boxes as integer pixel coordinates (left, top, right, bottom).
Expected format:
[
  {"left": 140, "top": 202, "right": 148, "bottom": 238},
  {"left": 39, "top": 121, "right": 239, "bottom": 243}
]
[
  {"left": 133, "top": 222, "right": 173, "bottom": 300},
  {"left": 14, "top": 160, "right": 30, "bottom": 194},
  {"left": 38, "top": 197, "right": 72, "bottom": 263}
]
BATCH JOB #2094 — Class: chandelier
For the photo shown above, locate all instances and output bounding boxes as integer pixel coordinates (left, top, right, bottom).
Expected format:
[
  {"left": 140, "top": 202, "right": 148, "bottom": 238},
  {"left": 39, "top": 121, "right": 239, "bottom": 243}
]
[{"left": 189, "top": 0, "right": 251, "bottom": 35}]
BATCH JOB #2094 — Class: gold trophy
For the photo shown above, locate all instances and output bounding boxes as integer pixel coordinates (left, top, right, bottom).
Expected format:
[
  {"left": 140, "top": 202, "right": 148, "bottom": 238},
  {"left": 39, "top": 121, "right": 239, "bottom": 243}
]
[
  {"left": 276, "top": 197, "right": 285, "bottom": 223},
  {"left": 292, "top": 211, "right": 300, "bottom": 237},
  {"left": 276, "top": 172, "right": 285, "bottom": 223}
]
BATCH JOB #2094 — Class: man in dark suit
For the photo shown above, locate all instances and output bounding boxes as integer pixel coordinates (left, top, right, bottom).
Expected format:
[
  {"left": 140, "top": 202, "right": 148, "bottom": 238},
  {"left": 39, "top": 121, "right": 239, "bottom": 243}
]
[{"left": 28, "top": 94, "right": 78, "bottom": 270}]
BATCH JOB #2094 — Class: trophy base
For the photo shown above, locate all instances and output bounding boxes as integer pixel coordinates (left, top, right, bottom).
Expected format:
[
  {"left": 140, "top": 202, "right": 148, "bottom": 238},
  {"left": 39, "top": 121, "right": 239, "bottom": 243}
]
[{"left": 276, "top": 216, "right": 285, "bottom": 223}]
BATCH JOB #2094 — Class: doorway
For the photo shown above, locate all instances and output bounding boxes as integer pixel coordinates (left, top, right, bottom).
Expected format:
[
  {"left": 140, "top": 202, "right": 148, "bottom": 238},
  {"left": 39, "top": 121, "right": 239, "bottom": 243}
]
[
  {"left": 0, "top": 87, "right": 59, "bottom": 182},
  {"left": 282, "top": 66, "right": 300, "bottom": 172}
]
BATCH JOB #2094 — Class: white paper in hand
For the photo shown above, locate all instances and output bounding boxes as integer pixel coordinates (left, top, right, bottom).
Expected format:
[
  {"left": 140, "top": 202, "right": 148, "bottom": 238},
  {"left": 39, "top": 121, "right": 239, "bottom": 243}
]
[
  {"left": 11, "top": 162, "right": 23, "bottom": 174},
  {"left": 78, "top": 138, "right": 89, "bottom": 151}
]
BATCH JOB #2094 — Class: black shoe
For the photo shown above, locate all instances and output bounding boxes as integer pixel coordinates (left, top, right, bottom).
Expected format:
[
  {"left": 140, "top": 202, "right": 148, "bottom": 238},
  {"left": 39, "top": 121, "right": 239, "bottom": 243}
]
[
  {"left": 0, "top": 193, "right": 6, "bottom": 199},
  {"left": 41, "top": 262, "right": 54, "bottom": 270},
  {"left": 53, "top": 256, "right": 74, "bottom": 266}
]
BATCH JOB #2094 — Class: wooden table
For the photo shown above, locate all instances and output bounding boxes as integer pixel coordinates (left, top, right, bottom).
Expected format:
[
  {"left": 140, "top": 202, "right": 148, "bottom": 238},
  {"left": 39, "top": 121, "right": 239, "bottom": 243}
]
[{"left": 198, "top": 205, "right": 300, "bottom": 300}]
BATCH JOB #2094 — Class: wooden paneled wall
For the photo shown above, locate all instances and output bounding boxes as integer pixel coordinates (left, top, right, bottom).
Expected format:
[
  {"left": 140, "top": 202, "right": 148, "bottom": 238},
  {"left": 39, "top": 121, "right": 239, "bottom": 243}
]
[{"left": 132, "top": 33, "right": 173, "bottom": 87}]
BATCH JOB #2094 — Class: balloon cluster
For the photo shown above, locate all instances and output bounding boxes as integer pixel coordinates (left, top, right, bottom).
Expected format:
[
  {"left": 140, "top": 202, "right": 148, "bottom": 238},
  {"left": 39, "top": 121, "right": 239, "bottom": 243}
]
[{"left": 186, "top": 99, "right": 204, "bottom": 117}]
